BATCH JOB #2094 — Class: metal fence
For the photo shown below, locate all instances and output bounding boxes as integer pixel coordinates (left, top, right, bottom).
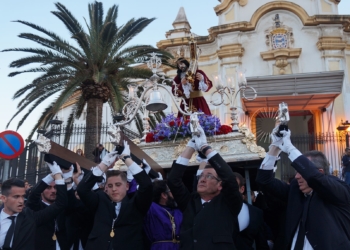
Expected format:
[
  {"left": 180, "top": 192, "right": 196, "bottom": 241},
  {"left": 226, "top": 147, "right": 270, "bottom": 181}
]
[
  {"left": 0, "top": 129, "right": 348, "bottom": 185},
  {"left": 0, "top": 124, "right": 140, "bottom": 185},
  {"left": 277, "top": 133, "right": 348, "bottom": 182}
]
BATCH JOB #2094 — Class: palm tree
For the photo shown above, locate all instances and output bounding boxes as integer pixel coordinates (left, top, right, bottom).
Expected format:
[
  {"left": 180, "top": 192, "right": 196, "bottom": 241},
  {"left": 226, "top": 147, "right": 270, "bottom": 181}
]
[{"left": 3, "top": 1, "right": 171, "bottom": 161}]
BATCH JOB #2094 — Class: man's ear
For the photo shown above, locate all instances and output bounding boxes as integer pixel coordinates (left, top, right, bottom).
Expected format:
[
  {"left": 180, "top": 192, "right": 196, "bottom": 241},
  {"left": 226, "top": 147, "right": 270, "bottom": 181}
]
[
  {"left": 161, "top": 192, "right": 168, "bottom": 200},
  {"left": 0, "top": 195, "right": 6, "bottom": 203},
  {"left": 126, "top": 182, "right": 129, "bottom": 191},
  {"left": 319, "top": 169, "right": 324, "bottom": 174}
]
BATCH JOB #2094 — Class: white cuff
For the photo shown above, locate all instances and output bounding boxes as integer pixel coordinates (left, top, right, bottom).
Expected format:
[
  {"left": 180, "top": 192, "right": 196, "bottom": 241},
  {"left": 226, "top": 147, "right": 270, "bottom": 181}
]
[
  {"left": 55, "top": 179, "right": 65, "bottom": 185},
  {"left": 199, "top": 80, "right": 208, "bottom": 91},
  {"left": 127, "top": 169, "right": 134, "bottom": 182},
  {"left": 196, "top": 169, "right": 203, "bottom": 176},
  {"left": 206, "top": 150, "right": 218, "bottom": 160},
  {"left": 144, "top": 164, "right": 151, "bottom": 174},
  {"left": 260, "top": 154, "right": 279, "bottom": 170},
  {"left": 128, "top": 162, "right": 142, "bottom": 175},
  {"left": 92, "top": 166, "right": 104, "bottom": 176},
  {"left": 289, "top": 148, "right": 302, "bottom": 162},
  {"left": 42, "top": 174, "right": 54, "bottom": 185},
  {"left": 156, "top": 173, "right": 163, "bottom": 180},
  {"left": 176, "top": 156, "right": 189, "bottom": 166}
]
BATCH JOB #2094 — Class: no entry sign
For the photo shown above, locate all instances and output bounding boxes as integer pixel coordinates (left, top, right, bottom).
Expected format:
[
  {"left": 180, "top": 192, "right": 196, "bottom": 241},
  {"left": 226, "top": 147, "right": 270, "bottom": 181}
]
[{"left": 0, "top": 131, "right": 25, "bottom": 160}]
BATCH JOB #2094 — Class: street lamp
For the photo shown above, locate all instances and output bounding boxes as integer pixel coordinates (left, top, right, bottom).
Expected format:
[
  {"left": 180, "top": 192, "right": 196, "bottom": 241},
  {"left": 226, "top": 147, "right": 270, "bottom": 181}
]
[
  {"left": 210, "top": 69, "right": 257, "bottom": 132},
  {"left": 108, "top": 52, "right": 198, "bottom": 143}
]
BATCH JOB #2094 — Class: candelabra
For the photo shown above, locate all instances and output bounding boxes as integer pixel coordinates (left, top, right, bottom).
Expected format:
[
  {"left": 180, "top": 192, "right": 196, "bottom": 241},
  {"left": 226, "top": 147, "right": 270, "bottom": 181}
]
[
  {"left": 108, "top": 53, "right": 198, "bottom": 144},
  {"left": 210, "top": 70, "right": 257, "bottom": 132}
]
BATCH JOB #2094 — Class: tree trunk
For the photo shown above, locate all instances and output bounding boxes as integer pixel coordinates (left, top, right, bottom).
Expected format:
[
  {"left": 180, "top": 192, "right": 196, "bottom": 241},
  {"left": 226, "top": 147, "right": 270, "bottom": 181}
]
[{"left": 85, "top": 98, "right": 104, "bottom": 162}]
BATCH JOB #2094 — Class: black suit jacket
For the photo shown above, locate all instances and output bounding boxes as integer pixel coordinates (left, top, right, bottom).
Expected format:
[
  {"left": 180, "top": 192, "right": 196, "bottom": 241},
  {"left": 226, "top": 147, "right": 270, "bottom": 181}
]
[
  {"left": 77, "top": 169, "right": 153, "bottom": 250},
  {"left": 256, "top": 155, "right": 350, "bottom": 249},
  {"left": 168, "top": 153, "right": 243, "bottom": 250},
  {"left": 26, "top": 180, "right": 71, "bottom": 250},
  {"left": 3, "top": 183, "right": 67, "bottom": 250},
  {"left": 235, "top": 203, "right": 269, "bottom": 250}
]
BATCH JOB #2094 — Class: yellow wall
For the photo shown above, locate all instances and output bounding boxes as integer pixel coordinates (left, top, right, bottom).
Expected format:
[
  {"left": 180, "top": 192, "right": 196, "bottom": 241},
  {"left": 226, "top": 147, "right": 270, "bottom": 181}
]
[
  {"left": 321, "top": 0, "right": 332, "bottom": 13},
  {"left": 225, "top": 5, "right": 235, "bottom": 22}
]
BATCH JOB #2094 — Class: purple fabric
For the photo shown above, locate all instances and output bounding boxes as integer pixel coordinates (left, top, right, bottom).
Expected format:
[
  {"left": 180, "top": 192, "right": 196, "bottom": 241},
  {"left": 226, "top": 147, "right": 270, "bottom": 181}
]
[
  {"left": 144, "top": 202, "right": 183, "bottom": 250},
  {"left": 127, "top": 179, "right": 137, "bottom": 194}
]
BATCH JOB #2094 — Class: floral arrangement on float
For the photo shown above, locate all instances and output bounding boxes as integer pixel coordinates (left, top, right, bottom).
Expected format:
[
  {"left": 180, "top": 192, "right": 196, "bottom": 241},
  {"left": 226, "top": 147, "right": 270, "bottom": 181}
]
[{"left": 145, "top": 113, "right": 232, "bottom": 143}]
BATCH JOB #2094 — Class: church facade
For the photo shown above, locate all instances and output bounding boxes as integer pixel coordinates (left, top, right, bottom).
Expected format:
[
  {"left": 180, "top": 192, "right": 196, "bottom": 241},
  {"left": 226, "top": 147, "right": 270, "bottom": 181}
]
[{"left": 157, "top": 0, "right": 350, "bottom": 177}]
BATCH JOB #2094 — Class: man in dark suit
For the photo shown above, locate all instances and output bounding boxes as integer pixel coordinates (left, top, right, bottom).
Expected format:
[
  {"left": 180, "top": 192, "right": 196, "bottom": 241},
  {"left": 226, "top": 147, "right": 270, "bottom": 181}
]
[
  {"left": 77, "top": 140, "right": 153, "bottom": 250},
  {"left": 256, "top": 128, "right": 350, "bottom": 249},
  {"left": 0, "top": 163, "right": 67, "bottom": 250},
  {"left": 26, "top": 162, "right": 74, "bottom": 250},
  {"left": 233, "top": 172, "right": 269, "bottom": 250},
  {"left": 168, "top": 125, "right": 243, "bottom": 250}
]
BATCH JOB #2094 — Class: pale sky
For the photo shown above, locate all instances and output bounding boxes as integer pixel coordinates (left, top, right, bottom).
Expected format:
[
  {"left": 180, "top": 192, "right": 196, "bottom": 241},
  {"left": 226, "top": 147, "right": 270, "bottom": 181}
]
[{"left": 0, "top": 0, "right": 349, "bottom": 139}]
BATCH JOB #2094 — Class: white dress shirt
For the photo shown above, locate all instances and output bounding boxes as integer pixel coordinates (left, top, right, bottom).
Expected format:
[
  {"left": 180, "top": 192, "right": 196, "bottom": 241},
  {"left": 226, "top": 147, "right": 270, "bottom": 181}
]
[
  {"left": 115, "top": 202, "right": 122, "bottom": 217},
  {"left": 291, "top": 225, "right": 313, "bottom": 250},
  {"left": 238, "top": 203, "right": 250, "bottom": 232},
  {"left": 0, "top": 210, "right": 19, "bottom": 248}
]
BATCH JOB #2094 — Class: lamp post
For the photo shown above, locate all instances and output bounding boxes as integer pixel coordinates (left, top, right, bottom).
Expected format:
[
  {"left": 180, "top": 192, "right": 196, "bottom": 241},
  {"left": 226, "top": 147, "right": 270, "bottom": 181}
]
[
  {"left": 108, "top": 53, "right": 198, "bottom": 144},
  {"left": 210, "top": 69, "right": 257, "bottom": 132}
]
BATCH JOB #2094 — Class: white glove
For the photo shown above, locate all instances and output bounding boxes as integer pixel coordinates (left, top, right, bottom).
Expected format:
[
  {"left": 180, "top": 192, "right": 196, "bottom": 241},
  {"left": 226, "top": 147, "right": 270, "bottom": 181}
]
[
  {"left": 101, "top": 151, "right": 119, "bottom": 167},
  {"left": 270, "top": 126, "right": 283, "bottom": 150},
  {"left": 62, "top": 165, "right": 74, "bottom": 180},
  {"left": 47, "top": 161, "right": 62, "bottom": 176},
  {"left": 279, "top": 130, "right": 302, "bottom": 162},
  {"left": 196, "top": 155, "right": 208, "bottom": 163},
  {"left": 194, "top": 126, "right": 208, "bottom": 151},
  {"left": 259, "top": 154, "right": 279, "bottom": 170},
  {"left": 186, "top": 138, "right": 196, "bottom": 150},
  {"left": 122, "top": 140, "right": 130, "bottom": 155}
]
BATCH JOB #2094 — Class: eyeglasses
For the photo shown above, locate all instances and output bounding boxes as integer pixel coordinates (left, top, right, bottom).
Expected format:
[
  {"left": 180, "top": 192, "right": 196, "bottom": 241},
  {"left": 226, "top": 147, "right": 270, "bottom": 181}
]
[{"left": 197, "top": 174, "right": 221, "bottom": 182}]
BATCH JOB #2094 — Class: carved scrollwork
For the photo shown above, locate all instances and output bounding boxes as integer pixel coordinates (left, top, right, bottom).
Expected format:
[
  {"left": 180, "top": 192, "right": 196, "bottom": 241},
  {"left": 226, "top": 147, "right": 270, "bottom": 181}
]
[
  {"left": 239, "top": 125, "right": 266, "bottom": 158},
  {"left": 35, "top": 135, "right": 52, "bottom": 153},
  {"left": 107, "top": 124, "right": 121, "bottom": 145}
]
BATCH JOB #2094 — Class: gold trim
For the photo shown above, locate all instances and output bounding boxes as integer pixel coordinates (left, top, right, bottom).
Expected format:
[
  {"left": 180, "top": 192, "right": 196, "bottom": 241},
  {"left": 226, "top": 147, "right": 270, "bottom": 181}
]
[
  {"left": 260, "top": 48, "right": 302, "bottom": 61},
  {"left": 271, "top": 28, "right": 288, "bottom": 34},
  {"left": 346, "top": 44, "right": 350, "bottom": 51},
  {"left": 317, "top": 37, "right": 347, "bottom": 51},
  {"left": 157, "top": 2, "right": 350, "bottom": 50},
  {"left": 217, "top": 44, "right": 244, "bottom": 59},
  {"left": 214, "top": 0, "right": 248, "bottom": 16}
]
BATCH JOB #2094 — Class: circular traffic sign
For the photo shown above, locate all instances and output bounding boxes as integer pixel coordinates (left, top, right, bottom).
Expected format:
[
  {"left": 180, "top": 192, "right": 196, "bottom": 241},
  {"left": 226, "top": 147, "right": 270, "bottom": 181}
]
[{"left": 0, "top": 131, "right": 25, "bottom": 160}]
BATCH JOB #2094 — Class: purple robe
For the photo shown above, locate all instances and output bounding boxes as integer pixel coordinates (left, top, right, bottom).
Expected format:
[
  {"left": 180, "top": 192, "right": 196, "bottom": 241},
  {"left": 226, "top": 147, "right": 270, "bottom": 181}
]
[
  {"left": 144, "top": 202, "right": 183, "bottom": 250},
  {"left": 127, "top": 179, "right": 137, "bottom": 194}
]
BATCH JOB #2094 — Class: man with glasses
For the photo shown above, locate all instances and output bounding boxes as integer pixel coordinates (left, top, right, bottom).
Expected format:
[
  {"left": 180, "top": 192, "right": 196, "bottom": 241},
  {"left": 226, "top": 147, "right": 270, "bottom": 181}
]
[
  {"left": 256, "top": 127, "right": 350, "bottom": 249},
  {"left": 168, "top": 125, "right": 242, "bottom": 249}
]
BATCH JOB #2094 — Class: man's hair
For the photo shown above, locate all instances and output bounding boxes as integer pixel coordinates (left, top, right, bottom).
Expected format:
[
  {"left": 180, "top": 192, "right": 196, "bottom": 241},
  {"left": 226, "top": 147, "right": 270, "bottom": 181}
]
[
  {"left": 106, "top": 170, "right": 127, "bottom": 183},
  {"left": 152, "top": 180, "right": 168, "bottom": 203},
  {"left": 233, "top": 172, "right": 245, "bottom": 187},
  {"left": 24, "top": 179, "right": 28, "bottom": 183},
  {"left": 303, "top": 150, "right": 330, "bottom": 175},
  {"left": 1, "top": 178, "right": 25, "bottom": 196},
  {"left": 176, "top": 58, "right": 190, "bottom": 77}
]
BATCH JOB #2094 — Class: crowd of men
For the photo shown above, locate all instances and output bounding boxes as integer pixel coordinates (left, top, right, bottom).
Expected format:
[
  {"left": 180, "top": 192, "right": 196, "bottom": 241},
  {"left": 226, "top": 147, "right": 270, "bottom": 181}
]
[{"left": 1, "top": 123, "right": 350, "bottom": 250}]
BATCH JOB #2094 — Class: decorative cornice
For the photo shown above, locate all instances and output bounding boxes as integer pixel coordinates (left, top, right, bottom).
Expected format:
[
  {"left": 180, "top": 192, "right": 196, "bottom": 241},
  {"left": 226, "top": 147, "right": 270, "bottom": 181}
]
[
  {"left": 329, "top": 0, "right": 341, "bottom": 4},
  {"left": 317, "top": 37, "right": 347, "bottom": 51},
  {"left": 214, "top": 0, "right": 248, "bottom": 16},
  {"left": 260, "top": 48, "right": 302, "bottom": 61},
  {"left": 157, "top": 2, "right": 350, "bottom": 50},
  {"left": 217, "top": 44, "right": 244, "bottom": 59}
]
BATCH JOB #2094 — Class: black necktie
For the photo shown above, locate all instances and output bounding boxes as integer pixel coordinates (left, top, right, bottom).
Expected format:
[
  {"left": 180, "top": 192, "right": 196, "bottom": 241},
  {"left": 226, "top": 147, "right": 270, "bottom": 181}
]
[
  {"left": 202, "top": 202, "right": 209, "bottom": 208},
  {"left": 3, "top": 216, "right": 16, "bottom": 249},
  {"left": 294, "top": 195, "right": 311, "bottom": 250}
]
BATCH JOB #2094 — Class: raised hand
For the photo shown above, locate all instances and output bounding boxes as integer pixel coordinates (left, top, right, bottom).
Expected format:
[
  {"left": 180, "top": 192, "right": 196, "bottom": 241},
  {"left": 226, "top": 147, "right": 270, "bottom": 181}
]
[
  {"left": 122, "top": 140, "right": 130, "bottom": 156},
  {"left": 46, "top": 161, "right": 62, "bottom": 176},
  {"left": 193, "top": 126, "right": 208, "bottom": 151},
  {"left": 62, "top": 166, "right": 74, "bottom": 180},
  {"left": 101, "top": 151, "right": 119, "bottom": 168}
]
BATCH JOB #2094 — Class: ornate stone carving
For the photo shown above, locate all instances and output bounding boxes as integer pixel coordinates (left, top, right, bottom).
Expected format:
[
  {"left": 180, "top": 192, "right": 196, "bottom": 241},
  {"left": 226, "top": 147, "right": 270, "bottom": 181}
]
[
  {"left": 275, "top": 57, "right": 289, "bottom": 75},
  {"left": 317, "top": 37, "right": 347, "bottom": 51},
  {"left": 35, "top": 135, "right": 51, "bottom": 153},
  {"left": 138, "top": 132, "right": 265, "bottom": 168},
  {"left": 239, "top": 125, "right": 266, "bottom": 158},
  {"left": 107, "top": 124, "right": 121, "bottom": 145}
]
